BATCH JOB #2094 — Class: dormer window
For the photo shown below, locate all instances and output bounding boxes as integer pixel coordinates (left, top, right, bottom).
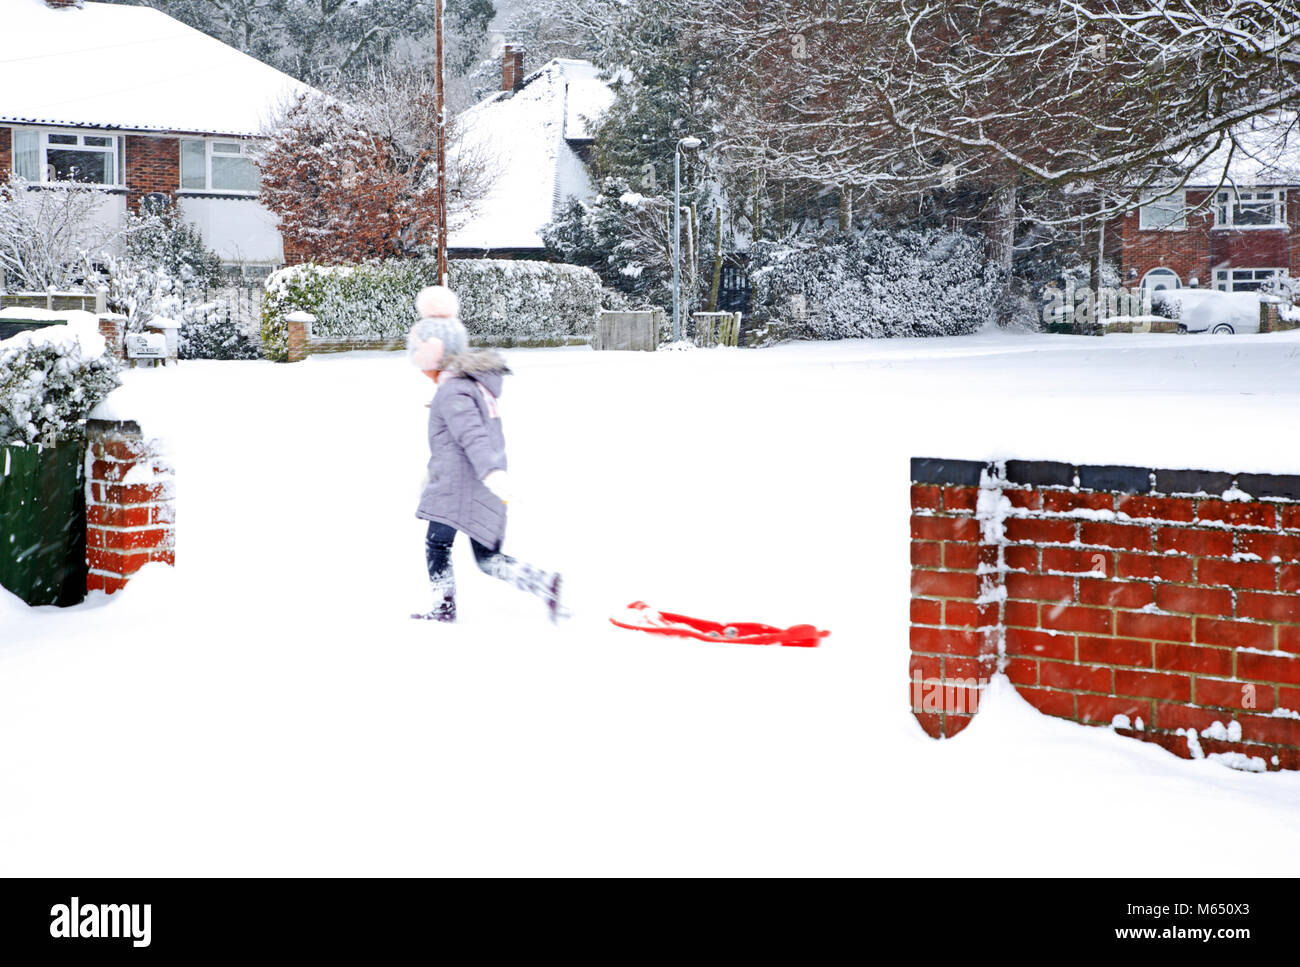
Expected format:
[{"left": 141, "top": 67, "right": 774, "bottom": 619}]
[
  {"left": 11, "top": 127, "right": 124, "bottom": 186},
  {"left": 1215, "top": 189, "right": 1286, "bottom": 228}
]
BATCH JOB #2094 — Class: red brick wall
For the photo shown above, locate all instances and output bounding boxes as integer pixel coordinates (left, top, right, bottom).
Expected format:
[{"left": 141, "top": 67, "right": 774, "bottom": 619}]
[
  {"left": 0, "top": 127, "right": 10, "bottom": 185},
  {"left": 85, "top": 420, "right": 175, "bottom": 594},
  {"left": 1117, "top": 189, "right": 1215, "bottom": 285},
  {"left": 1117, "top": 187, "right": 1295, "bottom": 287},
  {"left": 124, "top": 135, "right": 179, "bottom": 211},
  {"left": 911, "top": 457, "right": 1300, "bottom": 772}
]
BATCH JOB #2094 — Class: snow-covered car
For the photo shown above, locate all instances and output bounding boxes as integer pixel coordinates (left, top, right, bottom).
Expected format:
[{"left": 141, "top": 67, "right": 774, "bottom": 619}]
[{"left": 1151, "top": 289, "right": 1262, "bottom": 335}]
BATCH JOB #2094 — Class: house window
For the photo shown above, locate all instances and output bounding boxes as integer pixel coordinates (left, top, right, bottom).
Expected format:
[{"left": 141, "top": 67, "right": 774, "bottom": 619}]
[
  {"left": 11, "top": 128, "right": 124, "bottom": 186},
  {"left": 1215, "top": 189, "right": 1286, "bottom": 228},
  {"left": 180, "top": 139, "right": 259, "bottom": 193},
  {"left": 1212, "top": 267, "right": 1285, "bottom": 292},
  {"left": 1138, "top": 191, "right": 1186, "bottom": 230}
]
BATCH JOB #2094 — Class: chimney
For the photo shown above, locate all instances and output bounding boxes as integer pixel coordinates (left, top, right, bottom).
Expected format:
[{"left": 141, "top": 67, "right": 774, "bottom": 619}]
[{"left": 502, "top": 45, "right": 525, "bottom": 93}]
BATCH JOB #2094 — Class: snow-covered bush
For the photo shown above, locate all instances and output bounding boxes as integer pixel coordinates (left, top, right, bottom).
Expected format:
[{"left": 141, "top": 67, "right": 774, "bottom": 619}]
[
  {"left": 0, "top": 177, "right": 113, "bottom": 292},
  {"left": 747, "top": 229, "right": 1005, "bottom": 341},
  {"left": 97, "top": 201, "right": 222, "bottom": 333},
  {"left": 178, "top": 300, "right": 263, "bottom": 361},
  {"left": 261, "top": 258, "right": 617, "bottom": 361},
  {"left": 92, "top": 202, "right": 260, "bottom": 359},
  {"left": 0, "top": 314, "right": 120, "bottom": 446}
]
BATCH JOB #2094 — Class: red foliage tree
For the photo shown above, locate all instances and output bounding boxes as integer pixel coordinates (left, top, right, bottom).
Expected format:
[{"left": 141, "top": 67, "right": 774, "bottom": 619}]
[{"left": 258, "top": 93, "right": 440, "bottom": 264}]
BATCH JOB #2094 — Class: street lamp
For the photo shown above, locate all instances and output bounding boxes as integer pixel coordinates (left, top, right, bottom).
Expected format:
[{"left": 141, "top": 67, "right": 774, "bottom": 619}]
[{"left": 672, "top": 136, "right": 704, "bottom": 342}]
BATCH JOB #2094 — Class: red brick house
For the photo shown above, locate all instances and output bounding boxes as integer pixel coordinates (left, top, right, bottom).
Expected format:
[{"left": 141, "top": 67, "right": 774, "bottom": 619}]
[
  {"left": 1, "top": 0, "right": 311, "bottom": 276},
  {"left": 1111, "top": 116, "right": 1300, "bottom": 293}
]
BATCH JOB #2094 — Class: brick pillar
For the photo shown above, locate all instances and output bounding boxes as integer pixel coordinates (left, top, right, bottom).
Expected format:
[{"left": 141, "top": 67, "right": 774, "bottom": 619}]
[
  {"left": 909, "top": 458, "right": 993, "bottom": 738},
  {"left": 85, "top": 420, "right": 175, "bottom": 594},
  {"left": 0, "top": 127, "right": 11, "bottom": 186},
  {"left": 285, "top": 311, "right": 314, "bottom": 363},
  {"left": 1259, "top": 301, "right": 1298, "bottom": 333},
  {"left": 97, "top": 315, "right": 125, "bottom": 361}
]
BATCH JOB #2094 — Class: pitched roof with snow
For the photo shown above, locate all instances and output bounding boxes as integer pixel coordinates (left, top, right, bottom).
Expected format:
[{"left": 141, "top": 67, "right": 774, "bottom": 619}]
[
  {"left": 0, "top": 0, "right": 312, "bottom": 136},
  {"left": 1178, "top": 113, "right": 1300, "bottom": 188},
  {"left": 448, "top": 59, "right": 616, "bottom": 252}
]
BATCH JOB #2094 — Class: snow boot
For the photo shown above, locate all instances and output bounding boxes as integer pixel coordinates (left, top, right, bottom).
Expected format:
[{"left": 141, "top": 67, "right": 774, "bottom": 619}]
[
  {"left": 544, "top": 573, "right": 566, "bottom": 625},
  {"left": 411, "top": 576, "right": 457, "bottom": 623},
  {"left": 484, "top": 557, "right": 565, "bottom": 623}
]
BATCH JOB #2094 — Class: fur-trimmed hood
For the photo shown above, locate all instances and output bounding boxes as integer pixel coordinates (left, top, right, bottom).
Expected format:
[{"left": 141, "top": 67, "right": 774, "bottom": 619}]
[{"left": 438, "top": 349, "right": 511, "bottom": 398}]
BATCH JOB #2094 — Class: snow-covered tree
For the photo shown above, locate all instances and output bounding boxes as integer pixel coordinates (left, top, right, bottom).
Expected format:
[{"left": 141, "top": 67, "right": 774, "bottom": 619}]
[
  {"left": 259, "top": 75, "right": 493, "bottom": 264},
  {"left": 101, "top": 0, "right": 461, "bottom": 87},
  {"left": 0, "top": 178, "right": 111, "bottom": 292},
  {"left": 697, "top": 1, "right": 1300, "bottom": 206},
  {"left": 258, "top": 92, "right": 441, "bottom": 263}
]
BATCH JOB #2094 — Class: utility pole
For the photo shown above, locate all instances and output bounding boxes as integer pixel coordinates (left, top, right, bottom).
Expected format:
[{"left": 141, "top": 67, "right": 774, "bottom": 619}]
[{"left": 435, "top": 0, "right": 449, "bottom": 285}]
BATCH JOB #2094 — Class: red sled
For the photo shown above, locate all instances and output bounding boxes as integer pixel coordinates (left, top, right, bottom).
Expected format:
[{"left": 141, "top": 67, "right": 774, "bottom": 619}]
[{"left": 609, "top": 601, "right": 829, "bottom": 648}]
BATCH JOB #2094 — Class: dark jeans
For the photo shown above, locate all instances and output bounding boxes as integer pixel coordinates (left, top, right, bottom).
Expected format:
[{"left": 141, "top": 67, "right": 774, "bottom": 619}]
[{"left": 425, "top": 520, "right": 513, "bottom": 583}]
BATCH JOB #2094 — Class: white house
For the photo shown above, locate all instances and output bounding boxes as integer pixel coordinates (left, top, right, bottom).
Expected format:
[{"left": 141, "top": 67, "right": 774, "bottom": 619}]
[
  {"left": 0, "top": 0, "right": 312, "bottom": 276},
  {"left": 449, "top": 48, "right": 616, "bottom": 257}
]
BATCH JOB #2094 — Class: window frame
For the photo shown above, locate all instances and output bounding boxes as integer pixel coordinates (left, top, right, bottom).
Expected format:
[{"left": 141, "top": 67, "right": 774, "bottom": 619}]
[
  {"left": 1138, "top": 190, "right": 1187, "bottom": 231},
  {"left": 9, "top": 126, "right": 125, "bottom": 188},
  {"left": 1140, "top": 267, "right": 1182, "bottom": 291},
  {"left": 178, "top": 137, "right": 260, "bottom": 196},
  {"left": 1212, "top": 267, "right": 1286, "bottom": 292},
  {"left": 1214, "top": 189, "right": 1287, "bottom": 229}
]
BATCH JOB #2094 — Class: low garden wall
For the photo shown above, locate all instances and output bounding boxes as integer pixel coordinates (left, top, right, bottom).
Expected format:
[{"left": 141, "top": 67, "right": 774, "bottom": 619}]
[{"left": 910, "top": 457, "right": 1300, "bottom": 772}]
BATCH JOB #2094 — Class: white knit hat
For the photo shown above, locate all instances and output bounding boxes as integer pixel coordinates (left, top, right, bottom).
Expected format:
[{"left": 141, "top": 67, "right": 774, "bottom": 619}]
[
  {"left": 407, "top": 316, "right": 469, "bottom": 371},
  {"left": 415, "top": 285, "right": 460, "bottom": 320},
  {"left": 408, "top": 285, "right": 467, "bottom": 370}
]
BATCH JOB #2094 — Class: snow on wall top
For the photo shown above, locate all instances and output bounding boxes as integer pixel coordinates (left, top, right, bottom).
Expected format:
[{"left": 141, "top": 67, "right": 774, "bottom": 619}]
[
  {"left": 0, "top": 0, "right": 312, "bottom": 137},
  {"left": 1178, "top": 113, "right": 1300, "bottom": 189},
  {"left": 449, "top": 59, "right": 613, "bottom": 252}
]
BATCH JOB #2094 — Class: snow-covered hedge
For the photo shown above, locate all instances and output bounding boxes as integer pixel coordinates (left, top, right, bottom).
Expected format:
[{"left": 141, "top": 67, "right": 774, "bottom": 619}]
[
  {"left": 261, "top": 258, "right": 617, "bottom": 361},
  {"left": 0, "top": 313, "right": 120, "bottom": 446},
  {"left": 747, "top": 229, "right": 1005, "bottom": 341},
  {"left": 178, "top": 300, "right": 263, "bottom": 360}
]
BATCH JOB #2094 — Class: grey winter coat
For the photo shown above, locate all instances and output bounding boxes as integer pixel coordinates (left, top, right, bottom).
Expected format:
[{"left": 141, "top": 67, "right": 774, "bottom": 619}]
[{"left": 416, "top": 350, "right": 511, "bottom": 549}]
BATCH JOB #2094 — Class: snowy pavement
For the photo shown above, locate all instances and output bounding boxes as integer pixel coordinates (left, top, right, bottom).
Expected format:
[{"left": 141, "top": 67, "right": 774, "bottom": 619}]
[{"left": 4, "top": 330, "right": 1300, "bottom": 876}]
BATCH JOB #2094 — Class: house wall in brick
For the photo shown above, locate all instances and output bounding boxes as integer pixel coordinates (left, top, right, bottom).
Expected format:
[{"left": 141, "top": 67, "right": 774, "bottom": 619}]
[
  {"left": 124, "top": 135, "right": 179, "bottom": 211},
  {"left": 0, "top": 127, "right": 10, "bottom": 184},
  {"left": 1117, "top": 187, "right": 1296, "bottom": 287},
  {"left": 911, "top": 457, "right": 1300, "bottom": 772},
  {"left": 85, "top": 419, "right": 175, "bottom": 594}
]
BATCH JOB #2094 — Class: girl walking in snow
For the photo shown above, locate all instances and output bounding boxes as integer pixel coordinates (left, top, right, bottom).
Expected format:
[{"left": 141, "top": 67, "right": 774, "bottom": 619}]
[{"left": 408, "top": 285, "right": 563, "bottom": 623}]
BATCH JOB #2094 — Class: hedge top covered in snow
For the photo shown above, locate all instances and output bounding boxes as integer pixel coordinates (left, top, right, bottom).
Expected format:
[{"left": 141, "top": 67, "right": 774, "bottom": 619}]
[
  {"left": 0, "top": 310, "right": 106, "bottom": 358},
  {"left": 449, "top": 59, "right": 615, "bottom": 251},
  {"left": 0, "top": 311, "right": 118, "bottom": 446},
  {"left": 0, "top": 0, "right": 312, "bottom": 136},
  {"left": 259, "top": 257, "right": 613, "bottom": 361}
]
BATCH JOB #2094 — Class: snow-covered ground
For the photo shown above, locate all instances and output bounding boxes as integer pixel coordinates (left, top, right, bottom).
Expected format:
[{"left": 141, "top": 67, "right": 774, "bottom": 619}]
[{"left": 4, "top": 330, "right": 1300, "bottom": 876}]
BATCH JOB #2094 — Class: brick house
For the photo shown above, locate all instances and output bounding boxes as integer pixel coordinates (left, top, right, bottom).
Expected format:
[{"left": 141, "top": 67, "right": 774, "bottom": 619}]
[
  {"left": 1111, "top": 116, "right": 1300, "bottom": 293},
  {"left": 1, "top": 0, "right": 312, "bottom": 277}
]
